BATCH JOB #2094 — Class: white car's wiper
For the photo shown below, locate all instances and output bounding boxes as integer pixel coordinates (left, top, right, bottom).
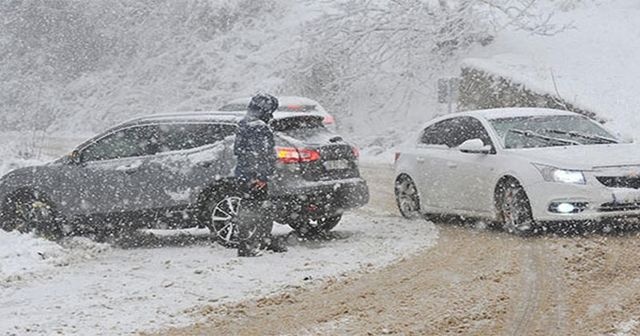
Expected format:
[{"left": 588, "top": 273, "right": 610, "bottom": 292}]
[
  {"left": 508, "top": 129, "right": 580, "bottom": 146},
  {"left": 542, "top": 129, "right": 618, "bottom": 144}
]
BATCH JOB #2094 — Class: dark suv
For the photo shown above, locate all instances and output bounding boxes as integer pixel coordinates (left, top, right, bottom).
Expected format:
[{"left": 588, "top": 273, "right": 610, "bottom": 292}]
[{"left": 0, "top": 112, "right": 369, "bottom": 245}]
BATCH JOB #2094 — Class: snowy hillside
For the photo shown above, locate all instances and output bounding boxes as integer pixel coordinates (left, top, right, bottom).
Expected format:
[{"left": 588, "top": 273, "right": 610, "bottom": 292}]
[
  {"left": 465, "top": 0, "right": 640, "bottom": 138},
  {"left": 0, "top": 0, "right": 572, "bottom": 152}
]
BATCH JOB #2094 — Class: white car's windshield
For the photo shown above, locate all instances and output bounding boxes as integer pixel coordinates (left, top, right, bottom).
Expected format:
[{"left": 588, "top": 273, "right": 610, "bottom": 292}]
[{"left": 489, "top": 115, "right": 618, "bottom": 149}]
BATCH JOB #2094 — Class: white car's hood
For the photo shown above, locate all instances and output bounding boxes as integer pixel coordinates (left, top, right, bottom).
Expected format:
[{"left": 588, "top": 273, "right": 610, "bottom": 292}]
[{"left": 509, "top": 143, "right": 640, "bottom": 170}]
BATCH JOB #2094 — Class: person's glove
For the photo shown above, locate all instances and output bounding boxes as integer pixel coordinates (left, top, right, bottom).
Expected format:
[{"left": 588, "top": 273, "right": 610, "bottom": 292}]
[{"left": 251, "top": 179, "right": 267, "bottom": 190}]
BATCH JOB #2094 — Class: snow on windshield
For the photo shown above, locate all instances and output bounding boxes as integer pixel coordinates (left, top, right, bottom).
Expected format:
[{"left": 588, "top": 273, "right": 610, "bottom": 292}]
[{"left": 490, "top": 115, "right": 618, "bottom": 148}]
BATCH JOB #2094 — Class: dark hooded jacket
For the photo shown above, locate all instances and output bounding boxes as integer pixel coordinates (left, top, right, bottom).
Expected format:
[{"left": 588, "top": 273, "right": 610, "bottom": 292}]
[{"left": 233, "top": 109, "right": 277, "bottom": 183}]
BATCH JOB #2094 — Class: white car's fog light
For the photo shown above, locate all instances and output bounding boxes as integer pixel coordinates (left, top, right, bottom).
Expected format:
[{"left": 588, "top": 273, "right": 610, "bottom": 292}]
[
  {"left": 557, "top": 203, "right": 575, "bottom": 213},
  {"left": 533, "top": 164, "right": 586, "bottom": 184},
  {"left": 549, "top": 201, "right": 588, "bottom": 214}
]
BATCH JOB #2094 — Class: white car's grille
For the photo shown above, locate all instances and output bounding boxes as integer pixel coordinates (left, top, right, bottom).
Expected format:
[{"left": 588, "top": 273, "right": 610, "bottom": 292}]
[
  {"left": 596, "top": 176, "right": 640, "bottom": 189},
  {"left": 599, "top": 202, "right": 640, "bottom": 212}
]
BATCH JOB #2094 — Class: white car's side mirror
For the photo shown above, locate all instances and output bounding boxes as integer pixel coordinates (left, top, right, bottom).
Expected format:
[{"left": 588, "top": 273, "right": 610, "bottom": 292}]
[{"left": 459, "top": 139, "right": 492, "bottom": 154}]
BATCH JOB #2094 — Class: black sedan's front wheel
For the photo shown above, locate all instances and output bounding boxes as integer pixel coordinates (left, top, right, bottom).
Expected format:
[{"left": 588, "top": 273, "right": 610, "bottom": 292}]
[{"left": 1, "top": 191, "right": 62, "bottom": 239}]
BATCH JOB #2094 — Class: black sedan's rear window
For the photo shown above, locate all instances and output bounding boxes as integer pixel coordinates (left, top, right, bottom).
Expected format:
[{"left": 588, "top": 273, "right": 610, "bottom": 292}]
[
  {"left": 156, "top": 123, "right": 236, "bottom": 152},
  {"left": 271, "top": 116, "right": 331, "bottom": 140}
]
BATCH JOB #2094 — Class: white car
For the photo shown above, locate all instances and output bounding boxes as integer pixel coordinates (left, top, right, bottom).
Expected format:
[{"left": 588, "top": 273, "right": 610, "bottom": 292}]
[
  {"left": 394, "top": 107, "right": 640, "bottom": 234},
  {"left": 219, "top": 96, "right": 336, "bottom": 129}
]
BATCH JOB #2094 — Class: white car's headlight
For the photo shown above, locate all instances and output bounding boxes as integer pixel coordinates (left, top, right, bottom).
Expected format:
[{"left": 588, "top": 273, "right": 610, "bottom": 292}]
[{"left": 533, "top": 164, "right": 586, "bottom": 184}]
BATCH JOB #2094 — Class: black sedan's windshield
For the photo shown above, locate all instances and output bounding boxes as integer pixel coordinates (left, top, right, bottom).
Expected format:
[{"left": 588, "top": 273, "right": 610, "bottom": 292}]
[{"left": 489, "top": 115, "right": 618, "bottom": 149}]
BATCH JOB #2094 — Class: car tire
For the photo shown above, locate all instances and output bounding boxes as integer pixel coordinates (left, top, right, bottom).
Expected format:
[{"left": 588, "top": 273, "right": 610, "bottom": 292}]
[
  {"left": 395, "top": 175, "right": 422, "bottom": 219},
  {"left": 288, "top": 215, "right": 342, "bottom": 238},
  {"left": 201, "top": 188, "right": 271, "bottom": 248},
  {"left": 1, "top": 190, "right": 63, "bottom": 240},
  {"left": 201, "top": 189, "right": 242, "bottom": 248},
  {"left": 496, "top": 179, "right": 535, "bottom": 235}
]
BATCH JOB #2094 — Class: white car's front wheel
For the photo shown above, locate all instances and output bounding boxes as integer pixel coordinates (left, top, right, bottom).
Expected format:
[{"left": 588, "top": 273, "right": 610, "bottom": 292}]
[{"left": 497, "top": 180, "right": 535, "bottom": 235}]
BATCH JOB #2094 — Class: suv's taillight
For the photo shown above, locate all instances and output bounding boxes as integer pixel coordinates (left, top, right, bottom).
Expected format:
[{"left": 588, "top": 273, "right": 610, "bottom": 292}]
[
  {"left": 352, "top": 146, "right": 360, "bottom": 159},
  {"left": 276, "top": 147, "right": 321, "bottom": 164}
]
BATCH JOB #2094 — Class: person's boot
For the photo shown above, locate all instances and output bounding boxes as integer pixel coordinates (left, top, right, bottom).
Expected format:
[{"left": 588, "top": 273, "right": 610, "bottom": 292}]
[
  {"left": 263, "top": 236, "right": 288, "bottom": 253},
  {"left": 238, "top": 240, "right": 262, "bottom": 257}
]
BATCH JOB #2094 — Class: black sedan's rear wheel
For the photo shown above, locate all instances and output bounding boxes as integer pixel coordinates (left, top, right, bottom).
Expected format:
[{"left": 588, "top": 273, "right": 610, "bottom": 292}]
[
  {"left": 1, "top": 191, "right": 62, "bottom": 239},
  {"left": 201, "top": 190, "right": 262, "bottom": 248},
  {"left": 496, "top": 180, "right": 535, "bottom": 235},
  {"left": 204, "top": 193, "right": 242, "bottom": 248},
  {"left": 395, "top": 175, "right": 421, "bottom": 219}
]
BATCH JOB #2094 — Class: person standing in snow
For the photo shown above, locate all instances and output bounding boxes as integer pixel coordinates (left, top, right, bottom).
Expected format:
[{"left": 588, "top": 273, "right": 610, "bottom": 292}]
[{"left": 233, "top": 93, "right": 287, "bottom": 257}]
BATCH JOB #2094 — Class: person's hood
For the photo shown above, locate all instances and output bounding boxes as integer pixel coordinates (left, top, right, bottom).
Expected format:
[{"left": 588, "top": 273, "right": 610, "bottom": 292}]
[{"left": 247, "top": 107, "right": 272, "bottom": 123}]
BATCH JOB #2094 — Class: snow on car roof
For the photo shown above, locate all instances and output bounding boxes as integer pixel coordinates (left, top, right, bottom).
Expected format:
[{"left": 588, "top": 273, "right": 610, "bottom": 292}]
[
  {"left": 129, "top": 111, "right": 245, "bottom": 124},
  {"left": 122, "top": 110, "right": 321, "bottom": 126},
  {"left": 462, "top": 107, "right": 578, "bottom": 120},
  {"left": 421, "top": 108, "right": 579, "bottom": 128},
  {"left": 427, "top": 107, "right": 578, "bottom": 124}
]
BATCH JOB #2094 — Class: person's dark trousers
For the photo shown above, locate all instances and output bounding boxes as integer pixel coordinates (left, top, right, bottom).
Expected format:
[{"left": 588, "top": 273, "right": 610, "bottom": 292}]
[{"left": 236, "top": 181, "right": 273, "bottom": 257}]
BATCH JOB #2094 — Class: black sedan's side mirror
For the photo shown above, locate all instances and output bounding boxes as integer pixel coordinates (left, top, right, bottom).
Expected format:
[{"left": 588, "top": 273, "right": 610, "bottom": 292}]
[{"left": 68, "top": 150, "right": 83, "bottom": 165}]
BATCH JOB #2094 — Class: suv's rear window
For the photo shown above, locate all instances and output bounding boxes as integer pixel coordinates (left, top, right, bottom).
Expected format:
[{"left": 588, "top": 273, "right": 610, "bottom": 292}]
[{"left": 271, "top": 116, "right": 330, "bottom": 139}]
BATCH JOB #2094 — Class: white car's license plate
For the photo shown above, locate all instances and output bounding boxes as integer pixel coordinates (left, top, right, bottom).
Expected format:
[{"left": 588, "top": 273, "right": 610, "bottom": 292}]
[
  {"left": 612, "top": 190, "right": 640, "bottom": 203},
  {"left": 323, "top": 160, "right": 350, "bottom": 170}
]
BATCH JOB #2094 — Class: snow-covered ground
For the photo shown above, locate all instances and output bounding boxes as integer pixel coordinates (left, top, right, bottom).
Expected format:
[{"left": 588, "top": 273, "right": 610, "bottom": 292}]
[
  {"left": 1, "top": 208, "right": 437, "bottom": 335},
  {"left": 0, "top": 232, "right": 109, "bottom": 283},
  {"left": 464, "top": 0, "right": 640, "bottom": 138}
]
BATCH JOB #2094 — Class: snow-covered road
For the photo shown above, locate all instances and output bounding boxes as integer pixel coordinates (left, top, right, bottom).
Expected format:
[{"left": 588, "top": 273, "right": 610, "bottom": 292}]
[{"left": 0, "top": 161, "right": 438, "bottom": 335}]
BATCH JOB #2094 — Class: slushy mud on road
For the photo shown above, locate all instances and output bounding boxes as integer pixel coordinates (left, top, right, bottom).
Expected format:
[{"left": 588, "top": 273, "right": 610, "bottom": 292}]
[{"left": 161, "top": 164, "right": 640, "bottom": 336}]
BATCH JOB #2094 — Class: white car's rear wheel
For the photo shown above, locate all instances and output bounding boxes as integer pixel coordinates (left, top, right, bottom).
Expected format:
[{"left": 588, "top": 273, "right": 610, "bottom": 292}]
[
  {"left": 395, "top": 176, "right": 421, "bottom": 219},
  {"left": 497, "top": 180, "right": 535, "bottom": 235}
]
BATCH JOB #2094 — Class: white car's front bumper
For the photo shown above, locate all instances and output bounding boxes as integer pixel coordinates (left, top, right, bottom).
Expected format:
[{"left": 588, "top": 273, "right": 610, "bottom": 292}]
[{"left": 527, "top": 178, "right": 640, "bottom": 223}]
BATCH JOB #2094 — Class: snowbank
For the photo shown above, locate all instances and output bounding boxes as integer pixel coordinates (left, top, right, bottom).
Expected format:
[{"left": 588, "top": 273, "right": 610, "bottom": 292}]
[
  {"left": 464, "top": 0, "right": 640, "bottom": 138},
  {"left": 0, "top": 231, "right": 109, "bottom": 283}
]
